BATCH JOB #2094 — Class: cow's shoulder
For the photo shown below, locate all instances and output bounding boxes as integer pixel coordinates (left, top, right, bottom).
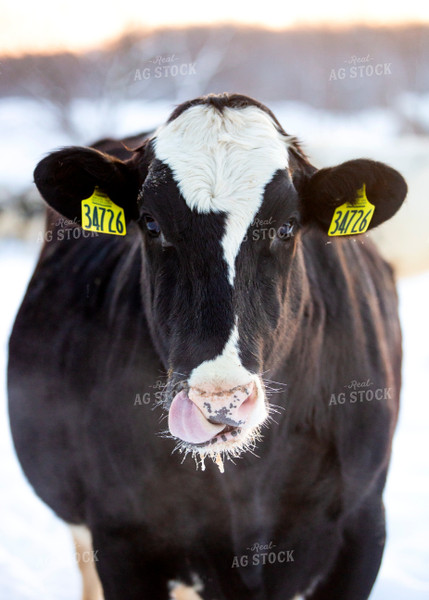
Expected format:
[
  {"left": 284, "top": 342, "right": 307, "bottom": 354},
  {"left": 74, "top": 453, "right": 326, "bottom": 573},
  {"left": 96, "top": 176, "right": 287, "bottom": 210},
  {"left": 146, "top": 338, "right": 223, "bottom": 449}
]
[{"left": 11, "top": 222, "right": 144, "bottom": 356}]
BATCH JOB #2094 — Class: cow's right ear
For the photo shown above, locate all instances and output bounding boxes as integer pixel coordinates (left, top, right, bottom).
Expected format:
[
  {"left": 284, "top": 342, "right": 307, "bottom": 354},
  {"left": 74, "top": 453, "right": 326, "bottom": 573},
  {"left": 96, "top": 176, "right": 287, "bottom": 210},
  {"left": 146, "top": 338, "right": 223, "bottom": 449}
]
[
  {"left": 291, "top": 157, "right": 407, "bottom": 234},
  {"left": 33, "top": 146, "right": 142, "bottom": 224}
]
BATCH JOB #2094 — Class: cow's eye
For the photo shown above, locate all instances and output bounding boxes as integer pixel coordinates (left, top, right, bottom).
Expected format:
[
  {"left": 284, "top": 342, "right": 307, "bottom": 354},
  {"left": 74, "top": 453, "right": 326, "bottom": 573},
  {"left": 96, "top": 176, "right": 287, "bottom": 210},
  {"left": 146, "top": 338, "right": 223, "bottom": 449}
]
[
  {"left": 143, "top": 215, "right": 161, "bottom": 237},
  {"left": 277, "top": 219, "right": 297, "bottom": 241}
]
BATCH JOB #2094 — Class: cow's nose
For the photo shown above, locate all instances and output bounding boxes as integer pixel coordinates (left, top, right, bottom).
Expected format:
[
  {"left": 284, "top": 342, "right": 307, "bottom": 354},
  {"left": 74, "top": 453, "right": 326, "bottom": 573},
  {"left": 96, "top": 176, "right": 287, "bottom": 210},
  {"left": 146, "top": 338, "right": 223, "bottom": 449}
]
[
  {"left": 188, "top": 381, "right": 257, "bottom": 426},
  {"left": 168, "top": 381, "right": 263, "bottom": 446}
]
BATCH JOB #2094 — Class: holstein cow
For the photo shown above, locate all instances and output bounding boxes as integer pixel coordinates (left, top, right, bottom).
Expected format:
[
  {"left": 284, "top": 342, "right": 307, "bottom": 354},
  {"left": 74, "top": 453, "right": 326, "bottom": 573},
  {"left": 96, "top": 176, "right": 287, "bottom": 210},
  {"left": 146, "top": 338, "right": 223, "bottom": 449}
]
[{"left": 8, "top": 93, "right": 407, "bottom": 600}]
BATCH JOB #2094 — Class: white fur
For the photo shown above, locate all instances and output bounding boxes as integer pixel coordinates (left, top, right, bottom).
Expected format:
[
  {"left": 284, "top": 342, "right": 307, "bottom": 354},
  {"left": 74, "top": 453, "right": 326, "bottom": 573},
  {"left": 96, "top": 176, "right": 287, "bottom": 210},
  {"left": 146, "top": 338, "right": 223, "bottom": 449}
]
[
  {"left": 169, "top": 573, "right": 204, "bottom": 600},
  {"left": 188, "top": 324, "right": 249, "bottom": 389},
  {"left": 154, "top": 104, "right": 291, "bottom": 285},
  {"left": 187, "top": 324, "right": 267, "bottom": 429},
  {"left": 69, "top": 524, "right": 104, "bottom": 600}
]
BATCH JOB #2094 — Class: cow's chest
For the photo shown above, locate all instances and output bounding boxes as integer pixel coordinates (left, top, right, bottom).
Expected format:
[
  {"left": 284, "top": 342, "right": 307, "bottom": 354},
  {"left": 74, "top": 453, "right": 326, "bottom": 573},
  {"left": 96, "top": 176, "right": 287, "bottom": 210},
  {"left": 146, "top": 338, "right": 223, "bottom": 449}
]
[
  {"left": 89, "top": 429, "right": 339, "bottom": 582},
  {"left": 126, "top": 450, "right": 341, "bottom": 599}
]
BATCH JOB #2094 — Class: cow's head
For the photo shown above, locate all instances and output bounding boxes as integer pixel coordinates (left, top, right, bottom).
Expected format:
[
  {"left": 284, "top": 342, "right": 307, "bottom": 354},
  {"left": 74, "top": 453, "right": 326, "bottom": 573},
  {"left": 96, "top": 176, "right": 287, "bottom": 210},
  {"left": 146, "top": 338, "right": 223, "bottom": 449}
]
[{"left": 34, "top": 93, "right": 407, "bottom": 468}]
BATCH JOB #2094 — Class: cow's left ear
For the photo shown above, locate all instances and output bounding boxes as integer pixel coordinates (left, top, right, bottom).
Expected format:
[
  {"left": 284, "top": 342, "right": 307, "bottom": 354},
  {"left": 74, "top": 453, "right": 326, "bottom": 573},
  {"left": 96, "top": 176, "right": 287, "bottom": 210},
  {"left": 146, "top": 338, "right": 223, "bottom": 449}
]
[
  {"left": 34, "top": 146, "right": 144, "bottom": 225},
  {"left": 297, "top": 159, "right": 407, "bottom": 233}
]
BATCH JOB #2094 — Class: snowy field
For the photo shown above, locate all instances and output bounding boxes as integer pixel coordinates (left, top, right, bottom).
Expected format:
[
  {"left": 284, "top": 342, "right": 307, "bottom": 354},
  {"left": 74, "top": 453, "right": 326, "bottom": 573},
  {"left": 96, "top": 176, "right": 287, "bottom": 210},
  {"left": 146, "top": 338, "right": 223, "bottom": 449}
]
[{"left": 0, "top": 239, "right": 428, "bottom": 599}]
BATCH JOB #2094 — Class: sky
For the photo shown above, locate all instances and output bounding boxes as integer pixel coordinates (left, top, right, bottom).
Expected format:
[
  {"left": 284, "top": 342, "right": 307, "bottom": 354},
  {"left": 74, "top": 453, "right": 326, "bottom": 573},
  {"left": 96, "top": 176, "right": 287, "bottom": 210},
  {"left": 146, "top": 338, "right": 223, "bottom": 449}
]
[{"left": 1, "top": 0, "right": 429, "bottom": 55}]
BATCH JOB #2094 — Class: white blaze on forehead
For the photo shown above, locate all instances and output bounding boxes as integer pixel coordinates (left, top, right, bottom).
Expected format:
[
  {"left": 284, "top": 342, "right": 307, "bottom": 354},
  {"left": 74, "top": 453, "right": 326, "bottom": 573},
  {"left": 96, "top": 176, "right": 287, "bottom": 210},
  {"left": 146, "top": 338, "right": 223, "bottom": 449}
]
[{"left": 154, "top": 104, "right": 291, "bottom": 284}]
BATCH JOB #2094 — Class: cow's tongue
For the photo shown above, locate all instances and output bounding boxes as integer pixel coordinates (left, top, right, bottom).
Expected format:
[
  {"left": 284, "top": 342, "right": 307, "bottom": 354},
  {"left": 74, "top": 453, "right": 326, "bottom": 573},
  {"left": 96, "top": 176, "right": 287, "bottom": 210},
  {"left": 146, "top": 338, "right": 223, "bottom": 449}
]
[{"left": 168, "top": 390, "right": 225, "bottom": 444}]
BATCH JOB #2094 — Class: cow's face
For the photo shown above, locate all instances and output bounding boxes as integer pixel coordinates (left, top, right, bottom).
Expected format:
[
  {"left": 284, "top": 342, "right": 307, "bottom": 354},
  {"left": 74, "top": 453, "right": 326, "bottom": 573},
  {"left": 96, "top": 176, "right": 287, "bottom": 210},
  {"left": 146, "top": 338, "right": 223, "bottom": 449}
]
[
  {"left": 138, "top": 102, "right": 301, "bottom": 461},
  {"left": 33, "top": 93, "right": 407, "bottom": 467}
]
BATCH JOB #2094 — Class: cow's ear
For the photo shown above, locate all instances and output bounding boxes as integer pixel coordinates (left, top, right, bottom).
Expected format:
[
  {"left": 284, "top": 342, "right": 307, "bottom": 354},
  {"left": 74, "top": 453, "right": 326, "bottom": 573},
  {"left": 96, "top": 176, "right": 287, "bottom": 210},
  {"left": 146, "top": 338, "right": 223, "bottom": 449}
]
[
  {"left": 33, "top": 146, "right": 143, "bottom": 224},
  {"left": 296, "top": 159, "right": 407, "bottom": 233}
]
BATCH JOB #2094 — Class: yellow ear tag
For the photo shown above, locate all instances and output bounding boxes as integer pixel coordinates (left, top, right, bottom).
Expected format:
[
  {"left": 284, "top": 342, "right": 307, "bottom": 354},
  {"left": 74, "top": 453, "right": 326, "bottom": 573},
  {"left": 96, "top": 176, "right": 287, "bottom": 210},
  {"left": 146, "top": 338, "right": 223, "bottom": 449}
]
[
  {"left": 81, "top": 187, "right": 126, "bottom": 236},
  {"left": 328, "top": 184, "right": 375, "bottom": 236}
]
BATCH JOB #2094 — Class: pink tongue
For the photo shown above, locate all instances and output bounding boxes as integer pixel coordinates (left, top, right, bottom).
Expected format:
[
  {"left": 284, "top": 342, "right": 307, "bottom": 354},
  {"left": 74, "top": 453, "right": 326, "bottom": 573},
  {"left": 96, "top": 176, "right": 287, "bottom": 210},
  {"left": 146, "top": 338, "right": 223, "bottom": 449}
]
[{"left": 168, "top": 391, "right": 225, "bottom": 444}]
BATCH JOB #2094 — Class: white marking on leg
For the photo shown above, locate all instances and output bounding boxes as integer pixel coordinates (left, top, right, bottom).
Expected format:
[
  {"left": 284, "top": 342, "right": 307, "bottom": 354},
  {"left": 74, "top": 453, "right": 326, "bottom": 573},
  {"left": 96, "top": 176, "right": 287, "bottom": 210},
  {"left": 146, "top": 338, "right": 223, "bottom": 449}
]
[
  {"left": 169, "top": 573, "right": 204, "bottom": 600},
  {"left": 69, "top": 524, "right": 104, "bottom": 600}
]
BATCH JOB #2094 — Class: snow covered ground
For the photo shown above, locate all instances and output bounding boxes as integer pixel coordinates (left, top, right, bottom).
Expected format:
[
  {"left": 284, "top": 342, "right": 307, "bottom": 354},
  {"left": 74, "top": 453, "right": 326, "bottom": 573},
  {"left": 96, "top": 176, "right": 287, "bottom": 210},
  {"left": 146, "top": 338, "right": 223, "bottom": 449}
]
[{"left": 0, "top": 239, "right": 428, "bottom": 599}]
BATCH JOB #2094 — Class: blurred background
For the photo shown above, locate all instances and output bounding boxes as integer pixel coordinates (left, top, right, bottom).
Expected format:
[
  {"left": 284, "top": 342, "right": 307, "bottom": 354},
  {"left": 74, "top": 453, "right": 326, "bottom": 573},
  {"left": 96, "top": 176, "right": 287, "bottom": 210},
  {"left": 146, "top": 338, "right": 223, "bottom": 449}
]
[{"left": 0, "top": 1, "right": 428, "bottom": 599}]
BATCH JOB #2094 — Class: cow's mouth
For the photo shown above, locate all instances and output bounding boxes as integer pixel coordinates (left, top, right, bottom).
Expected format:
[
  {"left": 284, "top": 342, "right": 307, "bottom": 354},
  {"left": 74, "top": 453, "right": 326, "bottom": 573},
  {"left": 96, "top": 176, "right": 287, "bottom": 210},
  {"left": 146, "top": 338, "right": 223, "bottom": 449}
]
[
  {"left": 167, "top": 383, "right": 266, "bottom": 470},
  {"left": 194, "top": 424, "right": 242, "bottom": 446},
  {"left": 173, "top": 421, "right": 263, "bottom": 473}
]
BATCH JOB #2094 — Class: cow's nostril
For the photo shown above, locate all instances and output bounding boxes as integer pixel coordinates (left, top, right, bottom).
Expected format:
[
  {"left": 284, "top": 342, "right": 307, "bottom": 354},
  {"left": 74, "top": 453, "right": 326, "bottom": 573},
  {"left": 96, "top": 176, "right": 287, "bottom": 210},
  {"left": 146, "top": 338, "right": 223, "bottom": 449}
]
[{"left": 207, "top": 412, "right": 243, "bottom": 427}]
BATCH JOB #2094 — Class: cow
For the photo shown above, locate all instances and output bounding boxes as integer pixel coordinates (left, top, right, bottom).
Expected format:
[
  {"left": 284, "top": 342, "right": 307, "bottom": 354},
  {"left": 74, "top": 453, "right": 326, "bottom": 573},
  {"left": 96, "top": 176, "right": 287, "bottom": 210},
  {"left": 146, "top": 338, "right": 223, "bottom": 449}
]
[{"left": 8, "top": 93, "right": 407, "bottom": 600}]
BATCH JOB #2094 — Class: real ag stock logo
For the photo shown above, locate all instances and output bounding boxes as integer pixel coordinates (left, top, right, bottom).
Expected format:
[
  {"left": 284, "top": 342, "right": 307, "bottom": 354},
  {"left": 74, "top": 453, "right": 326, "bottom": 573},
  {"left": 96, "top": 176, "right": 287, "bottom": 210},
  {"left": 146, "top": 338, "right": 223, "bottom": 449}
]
[
  {"left": 134, "top": 54, "right": 197, "bottom": 80},
  {"left": 231, "top": 541, "right": 294, "bottom": 569},
  {"left": 329, "top": 379, "right": 393, "bottom": 406},
  {"left": 329, "top": 54, "right": 392, "bottom": 81}
]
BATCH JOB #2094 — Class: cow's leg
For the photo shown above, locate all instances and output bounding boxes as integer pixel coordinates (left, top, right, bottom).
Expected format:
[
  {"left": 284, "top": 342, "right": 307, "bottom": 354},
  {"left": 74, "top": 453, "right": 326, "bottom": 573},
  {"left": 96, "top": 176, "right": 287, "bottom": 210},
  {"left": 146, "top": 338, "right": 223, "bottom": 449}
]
[
  {"left": 70, "top": 525, "right": 104, "bottom": 600},
  {"left": 90, "top": 525, "right": 182, "bottom": 600},
  {"left": 307, "top": 496, "right": 386, "bottom": 600}
]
